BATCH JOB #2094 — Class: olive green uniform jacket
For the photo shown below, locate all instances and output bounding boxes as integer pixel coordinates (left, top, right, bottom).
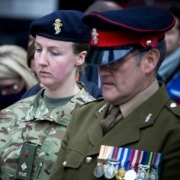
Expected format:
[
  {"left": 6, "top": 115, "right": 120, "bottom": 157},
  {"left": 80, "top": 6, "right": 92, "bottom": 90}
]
[
  {"left": 0, "top": 87, "right": 94, "bottom": 180},
  {"left": 51, "top": 84, "right": 180, "bottom": 180}
]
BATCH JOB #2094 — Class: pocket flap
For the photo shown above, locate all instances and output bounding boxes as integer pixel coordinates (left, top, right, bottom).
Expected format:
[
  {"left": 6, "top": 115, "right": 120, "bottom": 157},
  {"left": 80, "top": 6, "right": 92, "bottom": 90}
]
[{"left": 64, "top": 149, "right": 84, "bottom": 169}]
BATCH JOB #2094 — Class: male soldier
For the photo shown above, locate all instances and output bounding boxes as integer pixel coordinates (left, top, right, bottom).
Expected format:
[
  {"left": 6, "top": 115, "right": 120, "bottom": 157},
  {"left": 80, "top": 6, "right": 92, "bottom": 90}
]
[{"left": 50, "top": 6, "right": 180, "bottom": 180}]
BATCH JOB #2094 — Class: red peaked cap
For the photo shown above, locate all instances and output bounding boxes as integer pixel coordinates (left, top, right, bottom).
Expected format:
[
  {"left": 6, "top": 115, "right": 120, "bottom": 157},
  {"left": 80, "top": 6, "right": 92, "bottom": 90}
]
[
  {"left": 83, "top": 6, "right": 175, "bottom": 49},
  {"left": 82, "top": 6, "right": 175, "bottom": 65}
]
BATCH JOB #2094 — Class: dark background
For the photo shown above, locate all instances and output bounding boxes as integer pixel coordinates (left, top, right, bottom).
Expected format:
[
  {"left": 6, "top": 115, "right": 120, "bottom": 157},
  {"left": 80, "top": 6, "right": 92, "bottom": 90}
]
[{"left": 0, "top": 0, "right": 179, "bottom": 49}]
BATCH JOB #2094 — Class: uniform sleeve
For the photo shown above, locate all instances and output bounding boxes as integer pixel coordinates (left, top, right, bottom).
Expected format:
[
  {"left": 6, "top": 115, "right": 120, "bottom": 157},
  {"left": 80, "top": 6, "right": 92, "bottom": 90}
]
[
  {"left": 50, "top": 114, "right": 75, "bottom": 180},
  {"left": 160, "top": 115, "right": 180, "bottom": 180}
]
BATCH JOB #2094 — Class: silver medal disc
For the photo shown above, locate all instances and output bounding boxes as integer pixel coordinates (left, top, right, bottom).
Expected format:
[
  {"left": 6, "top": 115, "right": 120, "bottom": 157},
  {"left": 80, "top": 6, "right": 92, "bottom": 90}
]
[
  {"left": 94, "top": 164, "right": 104, "bottom": 178},
  {"left": 124, "top": 169, "right": 137, "bottom": 180},
  {"left": 104, "top": 164, "right": 116, "bottom": 179}
]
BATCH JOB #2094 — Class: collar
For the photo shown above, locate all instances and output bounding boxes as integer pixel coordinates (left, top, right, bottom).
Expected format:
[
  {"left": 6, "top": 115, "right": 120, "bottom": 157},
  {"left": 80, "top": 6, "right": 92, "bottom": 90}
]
[
  {"left": 25, "top": 87, "right": 94, "bottom": 125},
  {"left": 120, "top": 79, "right": 159, "bottom": 118}
]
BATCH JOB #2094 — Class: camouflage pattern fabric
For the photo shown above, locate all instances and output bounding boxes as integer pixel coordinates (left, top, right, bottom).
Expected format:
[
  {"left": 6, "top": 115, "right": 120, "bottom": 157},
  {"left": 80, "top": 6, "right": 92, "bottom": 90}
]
[{"left": 0, "top": 87, "right": 94, "bottom": 180}]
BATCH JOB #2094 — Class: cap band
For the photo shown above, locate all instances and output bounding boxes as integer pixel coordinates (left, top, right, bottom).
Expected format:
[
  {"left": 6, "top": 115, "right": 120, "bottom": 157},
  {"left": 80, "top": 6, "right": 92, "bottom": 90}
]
[{"left": 90, "top": 29, "right": 165, "bottom": 48}]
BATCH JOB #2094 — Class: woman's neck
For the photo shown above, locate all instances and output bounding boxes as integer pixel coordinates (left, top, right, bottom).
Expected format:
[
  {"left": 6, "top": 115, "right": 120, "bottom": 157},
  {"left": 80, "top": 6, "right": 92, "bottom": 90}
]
[{"left": 44, "top": 80, "right": 80, "bottom": 98}]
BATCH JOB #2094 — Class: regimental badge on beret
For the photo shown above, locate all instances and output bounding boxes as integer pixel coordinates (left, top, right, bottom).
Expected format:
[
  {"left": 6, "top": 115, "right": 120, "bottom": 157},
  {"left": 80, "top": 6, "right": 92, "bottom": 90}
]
[
  {"left": 30, "top": 10, "right": 91, "bottom": 43},
  {"left": 53, "top": 18, "right": 63, "bottom": 34}
]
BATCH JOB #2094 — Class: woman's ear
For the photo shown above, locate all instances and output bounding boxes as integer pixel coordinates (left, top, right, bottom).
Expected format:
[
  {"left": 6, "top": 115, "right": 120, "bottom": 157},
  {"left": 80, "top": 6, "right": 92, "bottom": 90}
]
[
  {"left": 143, "top": 49, "right": 160, "bottom": 73},
  {"left": 75, "top": 51, "right": 87, "bottom": 66}
]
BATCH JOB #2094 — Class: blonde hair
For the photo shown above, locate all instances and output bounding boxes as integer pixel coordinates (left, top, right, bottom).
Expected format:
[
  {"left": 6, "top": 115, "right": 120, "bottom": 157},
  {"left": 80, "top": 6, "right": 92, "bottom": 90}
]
[{"left": 0, "top": 45, "right": 37, "bottom": 89}]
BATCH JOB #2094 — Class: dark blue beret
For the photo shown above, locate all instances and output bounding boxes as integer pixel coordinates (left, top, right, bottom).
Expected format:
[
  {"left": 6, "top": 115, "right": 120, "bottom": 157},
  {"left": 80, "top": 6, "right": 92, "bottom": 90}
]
[
  {"left": 30, "top": 10, "right": 90, "bottom": 43},
  {"left": 82, "top": 6, "right": 175, "bottom": 65}
]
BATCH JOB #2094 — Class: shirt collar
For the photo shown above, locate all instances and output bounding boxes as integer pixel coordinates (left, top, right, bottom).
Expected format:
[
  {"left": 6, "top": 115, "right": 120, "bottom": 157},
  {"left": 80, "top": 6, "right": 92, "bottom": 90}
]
[{"left": 120, "top": 79, "right": 159, "bottom": 118}]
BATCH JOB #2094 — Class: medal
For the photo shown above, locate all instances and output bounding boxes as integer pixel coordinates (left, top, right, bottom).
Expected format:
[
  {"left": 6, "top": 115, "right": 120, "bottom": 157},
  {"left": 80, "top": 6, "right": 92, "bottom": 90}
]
[
  {"left": 129, "top": 149, "right": 141, "bottom": 172},
  {"left": 123, "top": 149, "right": 140, "bottom": 180},
  {"left": 137, "top": 150, "right": 151, "bottom": 180},
  {"left": 114, "top": 147, "right": 131, "bottom": 180},
  {"left": 104, "top": 162, "right": 116, "bottom": 179},
  {"left": 149, "top": 168, "right": 158, "bottom": 180},
  {"left": 94, "top": 145, "right": 113, "bottom": 178},
  {"left": 115, "top": 167, "right": 126, "bottom": 180},
  {"left": 95, "top": 145, "right": 162, "bottom": 180},
  {"left": 137, "top": 164, "right": 149, "bottom": 180},
  {"left": 124, "top": 169, "right": 137, "bottom": 180},
  {"left": 94, "top": 163, "right": 104, "bottom": 178},
  {"left": 149, "top": 152, "right": 161, "bottom": 180}
]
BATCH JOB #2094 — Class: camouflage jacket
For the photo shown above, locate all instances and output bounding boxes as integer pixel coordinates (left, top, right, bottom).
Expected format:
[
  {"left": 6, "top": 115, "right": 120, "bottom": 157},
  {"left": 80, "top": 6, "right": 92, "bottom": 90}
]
[{"left": 0, "top": 87, "right": 94, "bottom": 180}]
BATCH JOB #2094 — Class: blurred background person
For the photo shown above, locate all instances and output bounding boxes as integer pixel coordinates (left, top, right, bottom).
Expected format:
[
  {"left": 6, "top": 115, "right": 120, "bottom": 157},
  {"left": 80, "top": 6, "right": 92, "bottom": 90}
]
[
  {"left": 158, "top": 5, "right": 180, "bottom": 103},
  {"left": 85, "top": 0, "right": 121, "bottom": 14},
  {"left": 0, "top": 45, "right": 37, "bottom": 110}
]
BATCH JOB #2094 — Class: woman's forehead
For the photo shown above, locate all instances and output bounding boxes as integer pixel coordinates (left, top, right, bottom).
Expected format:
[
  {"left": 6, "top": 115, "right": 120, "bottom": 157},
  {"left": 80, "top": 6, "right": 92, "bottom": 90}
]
[{"left": 35, "top": 36, "right": 73, "bottom": 48}]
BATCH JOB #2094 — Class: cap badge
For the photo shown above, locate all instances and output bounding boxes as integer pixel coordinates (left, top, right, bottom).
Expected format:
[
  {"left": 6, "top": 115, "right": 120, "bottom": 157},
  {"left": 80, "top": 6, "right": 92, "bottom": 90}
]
[
  {"left": 53, "top": 18, "right": 63, "bottom": 34},
  {"left": 92, "top": 28, "right": 99, "bottom": 44}
]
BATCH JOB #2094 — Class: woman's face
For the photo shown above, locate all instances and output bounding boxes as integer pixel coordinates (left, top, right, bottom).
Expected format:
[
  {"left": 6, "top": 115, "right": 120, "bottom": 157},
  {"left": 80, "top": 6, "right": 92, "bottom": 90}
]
[{"left": 34, "top": 36, "right": 84, "bottom": 90}]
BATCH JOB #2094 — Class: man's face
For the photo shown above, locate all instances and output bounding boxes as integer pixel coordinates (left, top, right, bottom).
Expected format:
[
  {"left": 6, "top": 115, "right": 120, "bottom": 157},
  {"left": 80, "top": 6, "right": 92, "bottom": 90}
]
[
  {"left": 99, "top": 52, "right": 147, "bottom": 104},
  {"left": 165, "top": 17, "right": 180, "bottom": 55}
]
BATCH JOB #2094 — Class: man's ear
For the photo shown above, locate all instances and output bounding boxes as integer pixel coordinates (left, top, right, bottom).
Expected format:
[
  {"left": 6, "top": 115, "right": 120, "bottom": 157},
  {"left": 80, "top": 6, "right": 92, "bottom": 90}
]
[
  {"left": 143, "top": 49, "right": 160, "bottom": 73},
  {"left": 75, "top": 51, "right": 87, "bottom": 66}
]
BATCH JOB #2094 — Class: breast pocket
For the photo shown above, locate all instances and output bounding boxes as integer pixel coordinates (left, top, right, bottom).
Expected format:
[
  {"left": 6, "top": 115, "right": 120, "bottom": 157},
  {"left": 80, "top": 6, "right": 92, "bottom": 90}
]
[
  {"left": 63, "top": 149, "right": 84, "bottom": 169},
  {"left": 62, "top": 148, "right": 99, "bottom": 180}
]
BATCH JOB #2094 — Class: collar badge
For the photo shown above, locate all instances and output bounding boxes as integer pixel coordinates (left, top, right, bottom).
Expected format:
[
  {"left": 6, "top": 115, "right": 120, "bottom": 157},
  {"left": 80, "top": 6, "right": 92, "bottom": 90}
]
[
  {"left": 144, "top": 113, "right": 152, "bottom": 123},
  {"left": 99, "top": 104, "right": 107, "bottom": 113},
  {"left": 92, "top": 28, "right": 99, "bottom": 44},
  {"left": 53, "top": 18, "right": 63, "bottom": 34}
]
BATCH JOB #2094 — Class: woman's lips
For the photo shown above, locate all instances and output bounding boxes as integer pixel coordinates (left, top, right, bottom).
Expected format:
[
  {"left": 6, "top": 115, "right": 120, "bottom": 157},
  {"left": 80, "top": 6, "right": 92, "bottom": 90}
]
[{"left": 39, "top": 71, "right": 51, "bottom": 77}]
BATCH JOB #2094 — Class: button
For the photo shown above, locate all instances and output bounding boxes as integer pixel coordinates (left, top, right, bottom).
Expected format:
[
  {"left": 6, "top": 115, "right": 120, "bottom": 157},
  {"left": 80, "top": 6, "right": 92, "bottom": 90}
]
[
  {"left": 170, "top": 102, "right": 176, "bottom": 108},
  {"left": 63, "top": 161, "right": 67, "bottom": 166},
  {"left": 85, "top": 157, "right": 92, "bottom": 164},
  {"left": 146, "top": 40, "right": 152, "bottom": 46},
  {"left": 39, "top": 163, "right": 43, "bottom": 167}
]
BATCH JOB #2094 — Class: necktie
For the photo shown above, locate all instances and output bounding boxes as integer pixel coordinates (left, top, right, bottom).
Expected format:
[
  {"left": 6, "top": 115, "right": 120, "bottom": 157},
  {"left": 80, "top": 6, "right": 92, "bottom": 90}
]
[{"left": 100, "top": 105, "right": 122, "bottom": 135}]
